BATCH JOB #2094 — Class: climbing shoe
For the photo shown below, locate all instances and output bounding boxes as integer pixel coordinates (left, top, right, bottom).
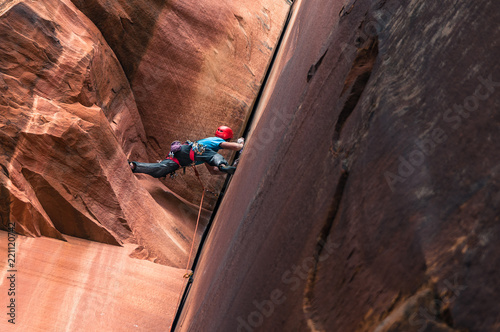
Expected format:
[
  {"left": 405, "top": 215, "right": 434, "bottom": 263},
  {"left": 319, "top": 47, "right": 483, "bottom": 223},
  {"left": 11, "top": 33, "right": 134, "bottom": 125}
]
[{"left": 219, "top": 164, "right": 236, "bottom": 174}]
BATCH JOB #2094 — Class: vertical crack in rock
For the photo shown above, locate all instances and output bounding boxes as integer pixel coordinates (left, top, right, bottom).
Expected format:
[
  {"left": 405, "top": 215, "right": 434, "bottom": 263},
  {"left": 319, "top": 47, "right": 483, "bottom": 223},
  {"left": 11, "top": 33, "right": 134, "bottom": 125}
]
[
  {"left": 301, "top": 21, "right": 379, "bottom": 332},
  {"left": 0, "top": 163, "right": 9, "bottom": 178},
  {"left": 339, "top": 0, "right": 358, "bottom": 17},
  {"left": 334, "top": 36, "right": 378, "bottom": 141},
  {"left": 432, "top": 286, "right": 460, "bottom": 330},
  {"left": 303, "top": 166, "right": 349, "bottom": 332},
  {"left": 0, "top": 183, "right": 10, "bottom": 230},
  {"left": 307, "top": 49, "right": 328, "bottom": 82}
]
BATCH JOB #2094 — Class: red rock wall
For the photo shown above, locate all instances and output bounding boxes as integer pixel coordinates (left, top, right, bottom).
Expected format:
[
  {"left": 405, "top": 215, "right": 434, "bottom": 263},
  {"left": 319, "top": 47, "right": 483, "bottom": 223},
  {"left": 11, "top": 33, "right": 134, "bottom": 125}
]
[
  {"left": 0, "top": 233, "right": 185, "bottom": 331},
  {"left": 0, "top": 0, "right": 200, "bottom": 267},
  {"left": 71, "top": 0, "right": 291, "bottom": 206},
  {"left": 1, "top": 0, "right": 289, "bottom": 262},
  {"left": 178, "top": 0, "right": 500, "bottom": 331}
]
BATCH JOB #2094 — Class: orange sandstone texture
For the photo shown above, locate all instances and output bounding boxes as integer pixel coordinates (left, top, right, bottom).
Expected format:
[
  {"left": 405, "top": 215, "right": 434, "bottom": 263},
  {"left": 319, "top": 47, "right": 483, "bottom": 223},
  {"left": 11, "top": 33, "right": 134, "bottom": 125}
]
[
  {"left": 0, "top": 0, "right": 197, "bottom": 267},
  {"left": 0, "top": 232, "right": 185, "bottom": 331},
  {"left": 71, "top": 0, "right": 291, "bottom": 206}
]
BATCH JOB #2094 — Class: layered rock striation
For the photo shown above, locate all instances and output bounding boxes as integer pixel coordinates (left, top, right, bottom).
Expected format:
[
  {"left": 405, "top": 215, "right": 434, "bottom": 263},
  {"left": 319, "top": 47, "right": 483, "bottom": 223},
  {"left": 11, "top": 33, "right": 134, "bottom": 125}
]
[
  {"left": 0, "top": 0, "right": 289, "bottom": 263},
  {"left": 70, "top": 0, "right": 291, "bottom": 206},
  {"left": 0, "top": 0, "right": 201, "bottom": 267}
]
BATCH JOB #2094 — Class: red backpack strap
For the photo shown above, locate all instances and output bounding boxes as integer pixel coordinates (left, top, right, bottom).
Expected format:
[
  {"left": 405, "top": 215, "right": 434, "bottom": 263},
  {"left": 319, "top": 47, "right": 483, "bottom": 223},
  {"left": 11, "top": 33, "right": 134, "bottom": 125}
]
[{"left": 167, "top": 156, "right": 181, "bottom": 166}]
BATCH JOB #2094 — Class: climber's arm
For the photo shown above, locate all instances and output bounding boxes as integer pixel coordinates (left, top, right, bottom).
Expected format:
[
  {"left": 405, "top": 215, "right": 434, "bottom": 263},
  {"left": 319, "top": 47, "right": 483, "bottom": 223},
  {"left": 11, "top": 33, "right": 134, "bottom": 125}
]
[{"left": 219, "top": 141, "right": 243, "bottom": 151}]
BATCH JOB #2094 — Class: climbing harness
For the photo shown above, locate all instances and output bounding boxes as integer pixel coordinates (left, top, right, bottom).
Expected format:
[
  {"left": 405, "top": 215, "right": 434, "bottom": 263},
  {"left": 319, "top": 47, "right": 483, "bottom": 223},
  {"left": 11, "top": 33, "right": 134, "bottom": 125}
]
[
  {"left": 190, "top": 141, "right": 206, "bottom": 156},
  {"left": 165, "top": 140, "right": 206, "bottom": 179}
]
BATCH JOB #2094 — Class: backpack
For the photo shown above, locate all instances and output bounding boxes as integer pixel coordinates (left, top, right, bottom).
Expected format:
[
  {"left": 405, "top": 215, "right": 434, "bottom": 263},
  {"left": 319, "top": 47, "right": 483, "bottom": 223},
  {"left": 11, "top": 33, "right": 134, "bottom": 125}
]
[{"left": 170, "top": 140, "right": 183, "bottom": 154}]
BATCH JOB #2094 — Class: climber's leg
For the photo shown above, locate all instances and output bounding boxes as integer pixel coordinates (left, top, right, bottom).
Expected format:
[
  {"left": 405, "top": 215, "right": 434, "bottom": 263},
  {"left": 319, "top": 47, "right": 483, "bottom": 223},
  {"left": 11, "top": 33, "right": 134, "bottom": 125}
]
[
  {"left": 208, "top": 153, "right": 236, "bottom": 175},
  {"left": 129, "top": 159, "right": 179, "bottom": 178},
  {"left": 194, "top": 149, "right": 236, "bottom": 175}
]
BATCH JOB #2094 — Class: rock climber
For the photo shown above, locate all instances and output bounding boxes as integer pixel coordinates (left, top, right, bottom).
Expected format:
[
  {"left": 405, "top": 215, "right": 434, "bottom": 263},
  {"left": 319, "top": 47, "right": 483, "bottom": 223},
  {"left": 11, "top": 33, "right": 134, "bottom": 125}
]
[{"left": 128, "top": 125, "right": 244, "bottom": 178}]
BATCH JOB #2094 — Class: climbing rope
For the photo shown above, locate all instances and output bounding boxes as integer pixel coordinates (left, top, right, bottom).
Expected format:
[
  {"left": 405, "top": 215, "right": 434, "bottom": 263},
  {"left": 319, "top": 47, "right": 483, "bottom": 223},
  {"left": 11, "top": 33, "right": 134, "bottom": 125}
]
[
  {"left": 186, "top": 167, "right": 205, "bottom": 272},
  {"left": 170, "top": 167, "right": 207, "bottom": 331}
]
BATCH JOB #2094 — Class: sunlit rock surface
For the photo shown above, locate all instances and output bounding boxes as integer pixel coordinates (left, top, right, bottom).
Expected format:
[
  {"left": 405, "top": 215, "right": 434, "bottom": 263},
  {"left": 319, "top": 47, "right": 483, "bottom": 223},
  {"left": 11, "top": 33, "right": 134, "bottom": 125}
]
[
  {"left": 0, "top": 0, "right": 202, "bottom": 267},
  {"left": 71, "top": 0, "right": 291, "bottom": 206},
  {"left": 0, "top": 232, "right": 185, "bottom": 331}
]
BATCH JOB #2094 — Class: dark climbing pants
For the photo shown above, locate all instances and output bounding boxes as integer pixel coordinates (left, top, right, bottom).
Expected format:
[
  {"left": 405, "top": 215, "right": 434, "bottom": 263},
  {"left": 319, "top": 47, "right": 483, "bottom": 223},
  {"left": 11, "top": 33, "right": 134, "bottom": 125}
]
[
  {"left": 193, "top": 149, "right": 228, "bottom": 168},
  {"left": 131, "top": 147, "right": 230, "bottom": 178},
  {"left": 131, "top": 159, "right": 179, "bottom": 178}
]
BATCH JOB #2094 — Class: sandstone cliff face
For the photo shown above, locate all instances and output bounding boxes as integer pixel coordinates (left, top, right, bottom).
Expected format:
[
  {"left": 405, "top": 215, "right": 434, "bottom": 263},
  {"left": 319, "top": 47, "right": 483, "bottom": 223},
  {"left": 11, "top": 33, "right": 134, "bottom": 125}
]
[
  {"left": 1, "top": 0, "right": 288, "bottom": 262},
  {"left": 178, "top": 0, "right": 500, "bottom": 331},
  {"left": 70, "top": 0, "right": 291, "bottom": 206},
  {"left": 0, "top": 233, "right": 185, "bottom": 331},
  {"left": 3, "top": 0, "right": 497, "bottom": 330},
  {"left": 0, "top": 0, "right": 200, "bottom": 267}
]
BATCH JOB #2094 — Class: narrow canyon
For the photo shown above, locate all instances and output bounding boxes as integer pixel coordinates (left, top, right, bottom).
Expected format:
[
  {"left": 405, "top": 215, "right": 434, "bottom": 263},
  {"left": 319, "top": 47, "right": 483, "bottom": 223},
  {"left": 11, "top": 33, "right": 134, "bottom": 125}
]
[{"left": 1, "top": 0, "right": 499, "bottom": 331}]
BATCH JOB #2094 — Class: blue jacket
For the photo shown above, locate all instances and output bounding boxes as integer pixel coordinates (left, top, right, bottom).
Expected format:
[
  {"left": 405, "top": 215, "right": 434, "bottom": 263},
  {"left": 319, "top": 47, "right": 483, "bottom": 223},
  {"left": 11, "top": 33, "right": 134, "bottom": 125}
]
[{"left": 197, "top": 137, "right": 225, "bottom": 152}]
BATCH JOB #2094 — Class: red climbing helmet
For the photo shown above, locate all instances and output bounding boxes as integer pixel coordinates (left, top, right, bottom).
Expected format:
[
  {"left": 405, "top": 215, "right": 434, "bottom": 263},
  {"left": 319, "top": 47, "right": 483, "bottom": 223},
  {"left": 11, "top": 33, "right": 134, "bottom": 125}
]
[{"left": 215, "top": 125, "right": 233, "bottom": 140}]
